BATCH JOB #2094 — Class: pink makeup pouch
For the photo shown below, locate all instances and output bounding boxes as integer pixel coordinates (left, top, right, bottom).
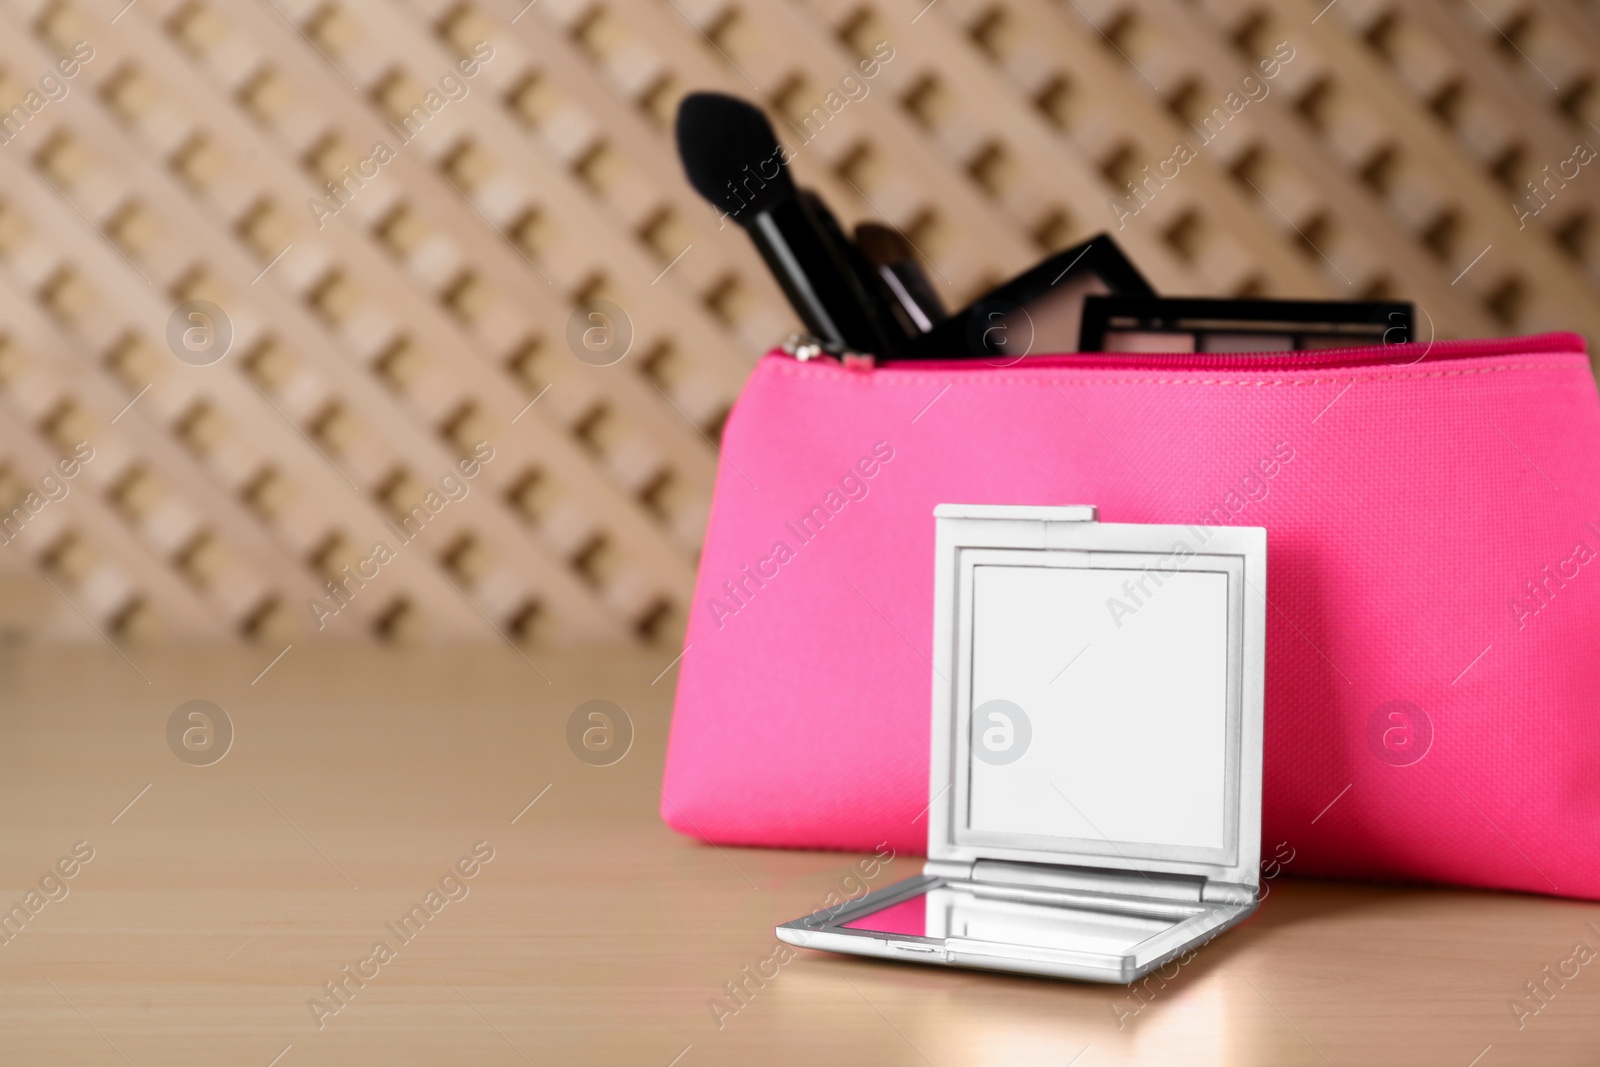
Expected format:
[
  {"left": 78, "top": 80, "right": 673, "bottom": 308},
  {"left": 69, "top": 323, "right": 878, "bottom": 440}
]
[{"left": 661, "top": 333, "right": 1600, "bottom": 900}]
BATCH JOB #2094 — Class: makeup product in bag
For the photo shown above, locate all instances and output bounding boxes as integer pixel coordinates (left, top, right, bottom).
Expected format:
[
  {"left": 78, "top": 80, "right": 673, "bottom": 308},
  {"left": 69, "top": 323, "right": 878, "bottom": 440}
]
[
  {"left": 855, "top": 223, "right": 946, "bottom": 333},
  {"left": 804, "top": 194, "right": 921, "bottom": 344},
  {"left": 674, "top": 92, "right": 908, "bottom": 357},
  {"left": 1079, "top": 296, "right": 1414, "bottom": 353},
  {"left": 902, "top": 234, "right": 1157, "bottom": 359}
]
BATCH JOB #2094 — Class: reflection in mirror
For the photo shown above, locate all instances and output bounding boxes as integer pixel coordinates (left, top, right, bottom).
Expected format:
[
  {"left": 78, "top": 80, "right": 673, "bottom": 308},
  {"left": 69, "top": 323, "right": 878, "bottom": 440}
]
[
  {"left": 842, "top": 883, "right": 1194, "bottom": 955},
  {"left": 967, "top": 563, "right": 1229, "bottom": 850}
]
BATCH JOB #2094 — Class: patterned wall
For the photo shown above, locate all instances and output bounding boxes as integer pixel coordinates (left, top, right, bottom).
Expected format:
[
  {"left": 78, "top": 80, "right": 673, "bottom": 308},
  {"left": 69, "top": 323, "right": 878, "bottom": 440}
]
[{"left": 0, "top": 0, "right": 1596, "bottom": 648}]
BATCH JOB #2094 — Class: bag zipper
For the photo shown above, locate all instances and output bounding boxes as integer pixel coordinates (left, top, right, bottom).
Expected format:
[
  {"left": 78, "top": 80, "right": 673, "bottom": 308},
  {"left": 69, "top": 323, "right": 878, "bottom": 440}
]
[{"left": 780, "top": 331, "right": 1586, "bottom": 372}]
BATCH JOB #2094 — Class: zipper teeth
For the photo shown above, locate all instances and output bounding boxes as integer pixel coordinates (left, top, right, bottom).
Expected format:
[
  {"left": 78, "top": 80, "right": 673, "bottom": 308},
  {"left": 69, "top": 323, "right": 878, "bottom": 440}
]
[{"left": 783, "top": 332, "right": 1586, "bottom": 372}]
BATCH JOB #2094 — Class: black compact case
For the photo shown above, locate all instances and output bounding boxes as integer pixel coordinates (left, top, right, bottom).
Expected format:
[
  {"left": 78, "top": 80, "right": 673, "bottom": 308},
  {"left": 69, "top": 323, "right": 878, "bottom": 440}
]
[{"left": 900, "top": 235, "right": 1157, "bottom": 360}]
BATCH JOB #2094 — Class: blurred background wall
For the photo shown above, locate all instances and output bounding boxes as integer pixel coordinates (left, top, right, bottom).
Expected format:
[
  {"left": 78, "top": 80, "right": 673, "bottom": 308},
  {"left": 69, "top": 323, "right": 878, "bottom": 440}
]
[{"left": 0, "top": 0, "right": 1595, "bottom": 650}]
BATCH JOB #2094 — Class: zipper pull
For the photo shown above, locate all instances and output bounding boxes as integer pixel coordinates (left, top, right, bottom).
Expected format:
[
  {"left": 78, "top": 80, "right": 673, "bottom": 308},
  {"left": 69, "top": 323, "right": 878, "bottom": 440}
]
[{"left": 782, "top": 332, "right": 876, "bottom": 370}]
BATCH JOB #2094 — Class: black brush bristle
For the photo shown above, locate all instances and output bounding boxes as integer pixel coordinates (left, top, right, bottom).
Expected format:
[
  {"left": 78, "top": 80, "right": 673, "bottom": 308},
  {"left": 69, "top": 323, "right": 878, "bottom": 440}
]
[{"left": 675, "top": 92, "right": 796, "bottom": 223}]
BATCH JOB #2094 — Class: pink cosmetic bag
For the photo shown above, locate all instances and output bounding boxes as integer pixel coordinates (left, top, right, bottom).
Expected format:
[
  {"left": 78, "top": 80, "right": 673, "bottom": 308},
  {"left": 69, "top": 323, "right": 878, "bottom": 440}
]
[{"left": 661, "top": 333, "right": 1600, "bottom": 900}]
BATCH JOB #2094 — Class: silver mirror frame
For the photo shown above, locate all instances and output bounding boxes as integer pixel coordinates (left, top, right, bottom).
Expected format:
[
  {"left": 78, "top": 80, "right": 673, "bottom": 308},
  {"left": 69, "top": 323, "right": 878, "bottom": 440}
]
[{"left": 927, "top": 505, "right": 1267, "bottom": 895}]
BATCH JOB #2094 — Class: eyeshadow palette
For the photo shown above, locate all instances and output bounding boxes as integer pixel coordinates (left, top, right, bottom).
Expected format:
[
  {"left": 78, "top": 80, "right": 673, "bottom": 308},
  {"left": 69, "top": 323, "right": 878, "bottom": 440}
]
[{"left": 1078, "top": 296, "right": 1415, "bottom": 353}]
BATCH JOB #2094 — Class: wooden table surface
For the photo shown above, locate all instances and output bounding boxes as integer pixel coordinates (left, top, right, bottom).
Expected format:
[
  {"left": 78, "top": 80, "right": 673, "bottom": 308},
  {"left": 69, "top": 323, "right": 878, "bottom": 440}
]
[{"left": 2, "top": 645, "right": 1598, "bottom": 1066}]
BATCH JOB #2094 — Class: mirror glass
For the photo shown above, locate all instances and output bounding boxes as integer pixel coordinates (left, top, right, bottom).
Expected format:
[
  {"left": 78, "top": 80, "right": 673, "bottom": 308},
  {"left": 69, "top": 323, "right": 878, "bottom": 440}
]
[
  {"left": 841, "top": 883, "right": 1188, "bottom": 954},
  {"left": 966, "top": 562, "right": 1229, "bottom": 850}
]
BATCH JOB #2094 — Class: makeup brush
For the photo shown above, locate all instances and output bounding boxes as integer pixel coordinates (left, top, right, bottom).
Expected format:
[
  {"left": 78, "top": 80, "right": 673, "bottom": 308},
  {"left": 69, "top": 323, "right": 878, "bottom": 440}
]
[
  {"left": 855, "top": 223, "right": 945, "bottom": 333},
  {"left": 675, "top": 91, "right": 904, "bottom": 356}
]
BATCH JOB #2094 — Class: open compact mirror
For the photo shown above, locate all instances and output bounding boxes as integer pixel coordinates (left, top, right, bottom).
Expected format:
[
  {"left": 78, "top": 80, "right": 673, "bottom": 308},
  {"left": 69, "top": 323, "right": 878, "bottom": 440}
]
[{"left": 778, "top": 505, "right": 1267, "bottom": 982}]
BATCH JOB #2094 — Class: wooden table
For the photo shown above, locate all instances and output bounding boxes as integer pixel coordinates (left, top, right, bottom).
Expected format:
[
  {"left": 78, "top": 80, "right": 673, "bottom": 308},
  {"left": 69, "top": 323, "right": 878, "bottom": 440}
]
[{"left": 3, "top": 645, "right": 1597, "bottom": 1066}]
